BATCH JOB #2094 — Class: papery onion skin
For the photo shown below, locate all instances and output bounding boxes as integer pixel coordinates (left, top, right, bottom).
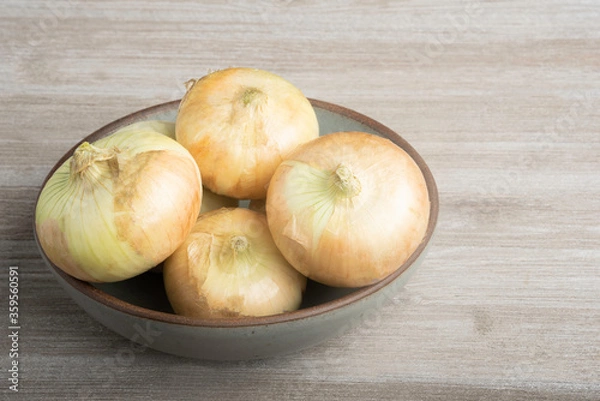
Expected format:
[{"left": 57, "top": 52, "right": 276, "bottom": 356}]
[
  {"left": 35, "top": 129, "right": 202, "bottom": 283},
  {"left": 114, "top": 120, "right": 238, "bottom": 215},
  {"left": 175, "top": 67, "right": 319, "bottom": 199},
  {"left": 163, "top": 208, "right": 307, "bottom": 319},
  {"left": 266, "top": 131, "right": 430, "bottom": 288},
  {"left": 113, "top": 120, "right": 177, "bottom": 140}
]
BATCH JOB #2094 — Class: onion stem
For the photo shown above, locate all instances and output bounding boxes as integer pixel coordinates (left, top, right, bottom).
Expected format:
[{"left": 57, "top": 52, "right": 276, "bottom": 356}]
[
  {"left": 240, "top": 87, "right": 263, "bottom": 106},
  {"left": 70, "top": 142, "right": 119, "bottom": 178},
  {"left": 184, "top": 78, "right": 197, "bottom": 91},
  {"left": 230, "top": 235, "right": 249, "bottom": 253},
  {"left": 220, "top": 234, "right": 254, "bottom": 275},
  {"left": 332, "top": 163, "right": 361, "bottom": 198}
]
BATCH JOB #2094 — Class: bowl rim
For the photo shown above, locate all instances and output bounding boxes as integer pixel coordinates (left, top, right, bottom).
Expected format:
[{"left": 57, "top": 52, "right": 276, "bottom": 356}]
[{"left": 33, "top": 98, "right": 439, "bottom": 329}]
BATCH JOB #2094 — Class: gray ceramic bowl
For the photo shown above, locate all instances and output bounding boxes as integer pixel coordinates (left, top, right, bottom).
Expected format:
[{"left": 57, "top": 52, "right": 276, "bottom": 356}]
[{"left": 34, "top": 99, "right": 439, "bottom": 361}]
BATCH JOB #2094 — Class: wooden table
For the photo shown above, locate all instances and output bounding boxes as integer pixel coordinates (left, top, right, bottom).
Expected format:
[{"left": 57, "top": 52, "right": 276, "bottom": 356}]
[{"left": 2, "top": 1, "right": 599, "bottom": 399}]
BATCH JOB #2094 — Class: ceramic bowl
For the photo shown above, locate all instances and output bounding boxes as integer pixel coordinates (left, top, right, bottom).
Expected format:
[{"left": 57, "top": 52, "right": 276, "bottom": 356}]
[{"left": 34, "top": 99, "right": 439, "bottom": 361}]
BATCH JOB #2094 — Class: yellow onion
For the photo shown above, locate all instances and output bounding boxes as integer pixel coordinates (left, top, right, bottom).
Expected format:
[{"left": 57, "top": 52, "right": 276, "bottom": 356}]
[
  {"left": 163, "top": 208, "right": 307, "bottom": 318},
  {"left": 266, "top": 131, "right": 430, "bottom": 288},
  {"left": 35, "top": 128, "right": 202, "bottom": 282},
  {"left": 120, "top": 120, "right": 239, "bottom": 214},
  {"left": 175, "top": 67, "right": 319, "bottom": 199}
]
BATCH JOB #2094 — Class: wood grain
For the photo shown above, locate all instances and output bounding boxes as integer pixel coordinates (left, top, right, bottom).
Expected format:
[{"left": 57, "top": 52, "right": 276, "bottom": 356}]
[{"left": 1, "top": 0, "right": 599, "bottom": 399}]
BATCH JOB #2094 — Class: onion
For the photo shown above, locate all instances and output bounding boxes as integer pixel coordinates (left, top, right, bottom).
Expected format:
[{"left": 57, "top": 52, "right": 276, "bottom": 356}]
[
  {"left": 115, "top": 119, "right": 238, "bottom": 214},
  {"left": 175, "top": 67, "right": 319, "bottom": 199},
  {"left": 35, "top": 128, "right": 202, "bottom": 283},
  {"left": 163, "top": 208, "right": 307, "bottom": 318},
  {"left": 266, "top": 131, "right": 430, "bottom": 288}
]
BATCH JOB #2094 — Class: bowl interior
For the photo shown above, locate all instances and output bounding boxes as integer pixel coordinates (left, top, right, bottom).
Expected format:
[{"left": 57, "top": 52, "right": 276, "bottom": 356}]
[
  {"left": 93, "top": 269, "right": 359, "bottom": 314},
  {"left": 36, "top": 98, "right": 439, "bottom": 328}
]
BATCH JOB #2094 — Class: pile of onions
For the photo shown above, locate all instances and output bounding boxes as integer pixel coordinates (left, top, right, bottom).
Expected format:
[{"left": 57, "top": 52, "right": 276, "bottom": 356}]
[
  {"left": 36, "top": 67, "right": 431, "bottom": 319},
  {"left": 175, "top": 67, "right": 319, "bottom": 199},
  {"left": 163, "top": 208, "right": 306, "bottom": 318},
  {"left": 35, "top": 127, "right": 202, "bottom": 282},
  {"left": 266, "top": 131, "right": 430, "bottom": 288}
]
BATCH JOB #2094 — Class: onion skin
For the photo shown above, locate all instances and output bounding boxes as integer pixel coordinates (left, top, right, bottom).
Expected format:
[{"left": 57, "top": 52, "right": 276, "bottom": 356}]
[
  {"left": 163, "top": 208, "right": 307, "bottom": 318},
  {"left": 175, "top": 67, "right": 319, "bottom": 199},
  {"left": 266, "top": 131, "right": 430, "bottom": 288},
  {"left": 112, "top": 120, "right": 238, "bottom": 215},
  {"left": 113, "top": 120, "right": 176, "bottom": 140},
  {"left": 35, "top": 129, "right": 202, "bottom": 283}
]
